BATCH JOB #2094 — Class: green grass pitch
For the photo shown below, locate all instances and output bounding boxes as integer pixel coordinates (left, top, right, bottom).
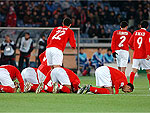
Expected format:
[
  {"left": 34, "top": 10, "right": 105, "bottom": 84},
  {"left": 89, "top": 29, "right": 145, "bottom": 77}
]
[{"left": 0, "top": 74, "right": 150, "bottom": 113}]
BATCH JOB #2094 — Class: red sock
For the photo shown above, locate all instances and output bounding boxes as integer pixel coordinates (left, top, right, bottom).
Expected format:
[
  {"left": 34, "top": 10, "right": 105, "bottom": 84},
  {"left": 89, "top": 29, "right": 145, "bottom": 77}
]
[
  {"left": 0, "top": 85, "right": 15, "bottom": 93},
  {"left": 46, "top": 86, "right": 53, "bottom": 93},
  {"left": 130, "top": 72, "right": 135, "bottom": 84},
  {"left": 60, "top": 86, "right": 71, "bottom": 93},
  {"left": 30, "top": 84, "right": 39, "bottom": 92},
  {"left": 90, "top": 87, "right": 110, "bottom": 94},
  {"left": 147, "top": 74, "right": 150, "bottom": 84}
]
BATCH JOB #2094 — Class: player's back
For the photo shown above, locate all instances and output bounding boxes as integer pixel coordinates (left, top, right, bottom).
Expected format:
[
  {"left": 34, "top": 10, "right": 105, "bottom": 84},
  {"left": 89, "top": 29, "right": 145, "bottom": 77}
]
[
  {"left": 47, "top": 26, "right": 76, "bottom": 52},
  {"left": 129, "top": 28, "right": 150, "bottom": 59},
  {"left": 108, "top": 66, "right": 128, "bottom": 85},
  {"left": 111, "top": 29, "right": 132, "bottom": 53},
  {"left": 63, "top": 68, "right": 80, "bottom": 84},
  {"left": 0, "top": 65, "right": 19, "bottom": 79}
]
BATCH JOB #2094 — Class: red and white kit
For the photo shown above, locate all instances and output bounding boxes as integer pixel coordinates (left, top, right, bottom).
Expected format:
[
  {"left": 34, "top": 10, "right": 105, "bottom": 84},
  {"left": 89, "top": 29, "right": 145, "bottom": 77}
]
[
  {"left": 46, "top": 26, "right": 76, "bottom": 66},
  {"left": 129, "top": 28, "right": 150, "bottom": 69},
  {"left": 95, "top": 66, "right": 128, "bottom": 94},
  {"left": 37, "top": 51, "right": 51, "bottom": 83},
  {"left": 0, "top": 65, "right": 24, "bottom": 93},
  {"left": 111, "top": 29, "right": 132, "bottom": 67},
  {"left": 44, "top": 67, "right": 80, "bottom": 93}
]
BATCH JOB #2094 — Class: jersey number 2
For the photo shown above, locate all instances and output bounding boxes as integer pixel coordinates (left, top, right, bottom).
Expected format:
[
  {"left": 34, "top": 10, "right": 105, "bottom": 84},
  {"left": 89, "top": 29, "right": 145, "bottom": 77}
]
[
  {"left": 52, "top": 30, "right": 66, "bottom": 40},
  {"left": 118, "top": 36, "right": 126, "bottom": 47}
]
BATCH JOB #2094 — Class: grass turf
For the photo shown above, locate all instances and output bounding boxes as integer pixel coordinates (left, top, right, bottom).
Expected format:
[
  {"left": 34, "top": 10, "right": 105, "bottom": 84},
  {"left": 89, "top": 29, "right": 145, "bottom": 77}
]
[{"left": 0, "top": 74, "right": 150, "bottom": 112}]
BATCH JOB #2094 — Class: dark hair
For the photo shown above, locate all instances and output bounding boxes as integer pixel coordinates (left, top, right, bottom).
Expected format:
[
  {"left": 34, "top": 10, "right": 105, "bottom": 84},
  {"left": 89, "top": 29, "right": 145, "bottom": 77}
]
[
  {"left": 140, "top": 20, "right": 149, "bottom": 28},
  {"left": 63, "top": 17, "right": 72, "bottom": 26},
  {"left": 97, "top": 47, "right": 102, "bottom": 50},
  {"left": 107, "top": 48, "right": 112, "bottom": 52},
  {"left": 120, "top": 21, "right": 128, "bottom": 28},
  {"left": 80, "top": 47, "right": 84, "bottom": 50},
  {"left": 25, "top": 32, "right": 30, "bottom": 35},
  {"left": 127, "top": 83, "right": 134, "bottom": 91}
]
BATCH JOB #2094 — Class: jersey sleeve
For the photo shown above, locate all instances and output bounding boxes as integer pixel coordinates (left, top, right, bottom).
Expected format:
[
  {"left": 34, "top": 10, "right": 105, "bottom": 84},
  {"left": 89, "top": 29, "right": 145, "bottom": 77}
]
[
  {"left": 111, "top": 31, "right": 116, "bottom": 53},
  {"left": 128, "top": 32, "right": 135, "bottom": 50},
  {"left": 47, "top": 28, "right": 56, "bottom": 45},
  {"left": 68, "top": 31, "right": 76, "bottom": 49},
  {"left": 15, "top": 68, "right": 24, "bottom": 92},
  {"left": 114, "top": 80, "right": 120, "bottom": 94},
  {"left": 39, "top": 51, "right": 46, "bottom": 63},
  {"left": 43, "top": 71, "right": 51, "bottom": 85}
]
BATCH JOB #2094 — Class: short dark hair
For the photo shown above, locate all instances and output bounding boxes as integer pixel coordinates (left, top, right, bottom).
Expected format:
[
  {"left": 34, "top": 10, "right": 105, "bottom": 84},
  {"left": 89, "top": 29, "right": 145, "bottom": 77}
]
[
  {"left": 120, "top": 21, "right": 128, "bottom": 28},
  {"left": 140, "top": 20, "right": 149, "bottom": 28},
  {"left": 25, "top": 32, "right": 30, "bottom": 35},
  {"left": 63, "top": 17, "right": 72, "bottom": 26},
  {"left": 97, "top": 47, "right": 102, "bottom": 50},
  {"left": 80, "top": 47, "right": 84, "bottom": 50},
  {"left": 107, "top": 48, "right": 112, "bottom": 52},
  {"left": 127, "top": 83, "right": 134, "bottom": 92}
]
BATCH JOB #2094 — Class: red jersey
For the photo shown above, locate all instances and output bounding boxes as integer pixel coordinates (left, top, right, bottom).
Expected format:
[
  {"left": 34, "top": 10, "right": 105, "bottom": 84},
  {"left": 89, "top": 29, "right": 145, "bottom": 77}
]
[
  {"left": 38, "top": 51, "right": 51, "bottom": 76},
  {"left": 108, "top": 66, "right": 128, "bottom": 94},
  {"left": 111, "top": 29, "right": 132, "bottom": 53},
  {"left": 0, "top": 65, "right": 24, "bottom": 92},
  {"left": 128, "top": 28, "right": 150, "bottom": 59},
  {"left": 44, "top": 67, "right": 80, "bottom": 91},
  {"left": 47, "top": 26, "right": 76, "bottom": 52}
]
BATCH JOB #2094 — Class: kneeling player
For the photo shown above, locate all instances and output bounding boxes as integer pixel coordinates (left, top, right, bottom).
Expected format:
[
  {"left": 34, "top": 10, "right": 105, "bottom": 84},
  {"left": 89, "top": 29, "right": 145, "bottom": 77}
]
[
  {"left": 79, "top": 66, "right": 134, "bottom": 94},
  {"left": 0, "top": 65, "right": 24, "bottom": 93},
  {"left": 21, "top": 67, "right": 52, "bottom": 92},
  {"left": 36, "top": 67, "right": 80, "bottom": 93}
]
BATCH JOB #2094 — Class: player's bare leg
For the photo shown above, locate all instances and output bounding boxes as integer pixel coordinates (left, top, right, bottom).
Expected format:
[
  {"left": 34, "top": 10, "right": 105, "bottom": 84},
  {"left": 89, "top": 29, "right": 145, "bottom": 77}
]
[
  {"left": 105, "top": 87, "right": 114, "bottom": 94},
  {"left": 130, "top": 68, "right": 138, "bottom": 84},
  {"left": 146, "top": 69, "right": 150, "bottom": 90},
  {"left": 121, "top": 67, "right": 126, "bottom": 74},
  {"left": 118, "top": 67, "right": 121, "bottom": 71}
]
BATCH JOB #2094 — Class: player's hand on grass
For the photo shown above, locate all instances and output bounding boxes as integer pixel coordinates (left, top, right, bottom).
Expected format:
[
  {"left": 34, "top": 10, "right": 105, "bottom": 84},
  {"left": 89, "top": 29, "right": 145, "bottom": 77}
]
[{"left": 112, "top": 52, "right": 118, "bottom": 58}]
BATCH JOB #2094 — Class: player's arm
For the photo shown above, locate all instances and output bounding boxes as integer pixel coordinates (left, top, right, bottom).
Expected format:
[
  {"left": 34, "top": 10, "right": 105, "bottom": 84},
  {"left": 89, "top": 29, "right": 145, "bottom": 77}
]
[
  {"left": 39, "top": 51, "right": 46, "bottom": 63},
  {"left": 15, "top": 68, "right": 24, "bottom": 92},
  {"left": 69, "top": 31, "right": 76, "bottom": 49},
  {"left": 114, "top": 81, "right": 122, "bottom": 94},
  {"left": 47, "top": 28, "right": 56, "bottom": 45},
  {"left": 43, "top": 71, "right": 51, "bottom": 85},
  {"left": 128, "top": 32, "right": 135, "bottom": 50},
  {"left": 111, "top": 31, "right": 116, "bottom": 53}
]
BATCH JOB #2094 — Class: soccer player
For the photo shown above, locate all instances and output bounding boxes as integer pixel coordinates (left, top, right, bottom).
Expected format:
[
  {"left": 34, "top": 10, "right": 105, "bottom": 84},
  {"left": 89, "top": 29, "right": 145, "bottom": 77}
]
[
  {"left": 128, "top": 20, "right": 150, "bottom": 89},
  {"left": 0, "top": 65, "right": 24, "bottom": 93},
  {"left": 37, "top": 51, "right": 51, "bottom": 83},
  {"left": 46, "top": 17, "right": 76, "bottom": 70},
  {"left": 91, "top": 48, "right": 104, "bottom": 69},
  {"left": 76, "top": 47, "right": 90, "bottom": 76},
  {"left": 36, "top": 67, "right": 80, "bottom": 94},
  {"left": 78, "top": 66, "right": 134, "bottom": 94},
  {"left": 111, "top": 21, "right": 132, "bottom": 74},
  {"left": 21, "top": 67, "right": 52, "bottom": 92}
]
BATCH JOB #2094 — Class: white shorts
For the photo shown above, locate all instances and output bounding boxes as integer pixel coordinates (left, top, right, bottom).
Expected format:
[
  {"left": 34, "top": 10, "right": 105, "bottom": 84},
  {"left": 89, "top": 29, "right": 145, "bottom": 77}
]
[
  {"left": 46, "top": 47, "right": 63, "bottom": 66},
  {"left": 37, "top": 69, "right": 52, "bottom": 86},
  {"left": 116, "top": 50, "right": 129, "bottom": 67},
  {"left": 132, "top": 59, "right": 150, "bottom": 70},
  {"left": 0, "top": 68, "right": 15, "bottom": 88},
  {"left": 95, "top": 66, "right": 112, "bottom": 87},
  {"left": 37, "top": 69, "right": 46, "bottom": 83},
  {"left": 21, "top": 67, "right": 39, "bottom": 84},
  {"left": 51, "top": 68, "right": 71, "bottom": 85}
]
